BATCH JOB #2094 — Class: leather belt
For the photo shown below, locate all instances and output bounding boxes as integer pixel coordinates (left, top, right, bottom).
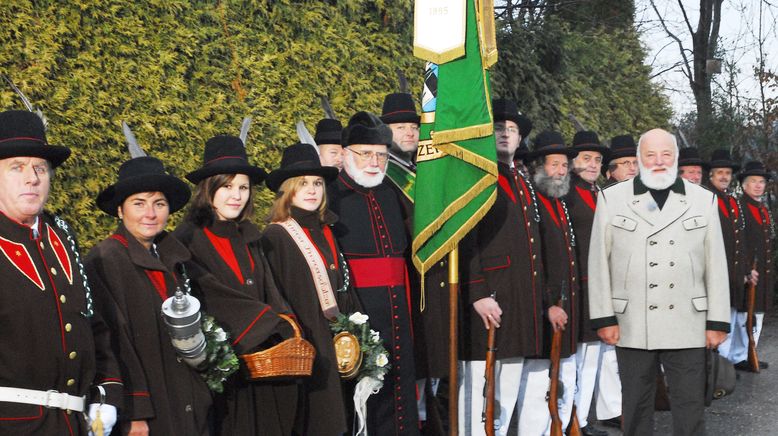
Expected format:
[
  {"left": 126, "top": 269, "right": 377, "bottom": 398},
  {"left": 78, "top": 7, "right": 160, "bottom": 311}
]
[{"left": 0, "top": 387, "right": 86, "bottom": 412}]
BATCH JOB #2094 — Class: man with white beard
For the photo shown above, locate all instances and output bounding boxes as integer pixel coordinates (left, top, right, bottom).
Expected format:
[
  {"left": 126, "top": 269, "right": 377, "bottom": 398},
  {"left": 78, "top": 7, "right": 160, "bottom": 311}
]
[
  {"left": 328, "top": 111, "right": 419, "bottom": 435},
  {"left": 588, "top": 128, "right": 730, "bottom": 435},
  {"left": 528, "top": 130, "right": 582, "bottom": 434}
]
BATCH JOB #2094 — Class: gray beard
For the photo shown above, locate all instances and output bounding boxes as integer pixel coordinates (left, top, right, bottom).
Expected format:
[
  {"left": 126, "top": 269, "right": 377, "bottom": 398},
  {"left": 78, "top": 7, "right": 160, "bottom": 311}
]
[
  {"left": 344, "top": 152, "right": 386, "bottom": 188},
  {"left": 533, "top": 167, "right": 570, "bottom": 198},
  {"left": 638, "top": 160, "right": 678, "bottom": 190}
]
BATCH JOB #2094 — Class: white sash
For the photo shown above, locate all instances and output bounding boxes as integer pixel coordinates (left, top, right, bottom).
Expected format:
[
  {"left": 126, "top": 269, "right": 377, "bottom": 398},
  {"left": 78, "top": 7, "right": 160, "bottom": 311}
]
[{"left": 276, "top": 219, "right": 340, "bottom": 320}]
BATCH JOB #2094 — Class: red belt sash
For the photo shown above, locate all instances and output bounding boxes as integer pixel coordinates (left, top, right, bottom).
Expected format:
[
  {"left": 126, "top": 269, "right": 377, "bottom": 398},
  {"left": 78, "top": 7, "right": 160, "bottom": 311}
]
[{"left": 347, "top": 257, "right": 406, "bottom": 288}]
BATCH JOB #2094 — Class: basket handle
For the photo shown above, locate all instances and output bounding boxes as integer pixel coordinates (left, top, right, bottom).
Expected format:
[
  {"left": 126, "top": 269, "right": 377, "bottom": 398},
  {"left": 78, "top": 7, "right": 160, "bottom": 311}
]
[{"left": 278, "top": 313, "right": 301, "bottom": 339}]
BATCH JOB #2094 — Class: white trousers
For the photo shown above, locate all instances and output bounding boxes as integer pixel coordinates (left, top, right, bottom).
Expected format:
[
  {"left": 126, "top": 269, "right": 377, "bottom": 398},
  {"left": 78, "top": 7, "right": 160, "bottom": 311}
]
[
  {"left": 595, "top": 344, "right": 622, "bottom": 420},
  {"left": 574, "top": 341, "right": 601, "bottom": 427},
  {"left": 718, "top": 308, "right": 764, "bottom": 364},
  {"left": 459, "top": 356, "right": 577, "bottom": 436}
]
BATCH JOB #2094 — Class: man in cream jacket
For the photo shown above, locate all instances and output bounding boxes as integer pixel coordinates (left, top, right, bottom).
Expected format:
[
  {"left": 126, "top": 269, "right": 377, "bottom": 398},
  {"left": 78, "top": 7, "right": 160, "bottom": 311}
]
[{"left": 588, "top": 128, "right": 730, "bottom": 436}]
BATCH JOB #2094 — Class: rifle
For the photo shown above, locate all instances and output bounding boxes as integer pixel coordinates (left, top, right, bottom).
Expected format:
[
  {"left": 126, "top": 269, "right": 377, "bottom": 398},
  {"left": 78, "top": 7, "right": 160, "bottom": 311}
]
[
  {"left": 548, "top": 324, "right": 563, "bottom": 436},
  {"left": 484, "top": 325, "right": 497, "bottom": 436},
  {"left": 746, "top": 259, "right": 760, "bottom": 373},
  {"left": 567, "top": 406, "right": 582, "bottom": 436}
]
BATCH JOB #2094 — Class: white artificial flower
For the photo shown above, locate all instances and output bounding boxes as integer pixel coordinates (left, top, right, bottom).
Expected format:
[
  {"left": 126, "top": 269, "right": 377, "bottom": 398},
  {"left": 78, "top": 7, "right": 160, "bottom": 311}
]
[
  {"left": 375, "top": 353, "right": 389, "bottom": 368},
  {"left": 214, "top": 328, "right": 227, "bottom": 342},
  {"left": 370, "top": 329, "right": 380, "bottom": 342},
  {"left": 349, "top": 312, "right": 369, "bottom": 325}
]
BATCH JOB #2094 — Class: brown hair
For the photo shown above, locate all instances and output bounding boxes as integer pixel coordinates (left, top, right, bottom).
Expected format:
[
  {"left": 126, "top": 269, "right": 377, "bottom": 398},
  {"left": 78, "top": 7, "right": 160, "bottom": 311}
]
[
  {"left": 184, "top": 173, "right": 254, "bottom": 227},
  {"left": 268, "top": 175, "right": 328, "bottom": 223}
]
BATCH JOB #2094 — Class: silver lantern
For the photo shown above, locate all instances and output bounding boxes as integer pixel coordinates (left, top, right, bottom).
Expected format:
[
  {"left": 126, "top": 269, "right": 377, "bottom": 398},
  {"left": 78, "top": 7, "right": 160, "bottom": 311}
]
[{"left": 161, "top": 289, "right": 207, "bottom": 369}]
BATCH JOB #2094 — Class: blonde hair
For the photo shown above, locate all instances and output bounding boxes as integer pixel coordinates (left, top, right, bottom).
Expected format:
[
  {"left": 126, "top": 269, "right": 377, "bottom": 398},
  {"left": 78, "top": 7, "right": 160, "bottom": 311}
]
[{"left": 268, "top": 175, "right": 328, "bottom": 223}]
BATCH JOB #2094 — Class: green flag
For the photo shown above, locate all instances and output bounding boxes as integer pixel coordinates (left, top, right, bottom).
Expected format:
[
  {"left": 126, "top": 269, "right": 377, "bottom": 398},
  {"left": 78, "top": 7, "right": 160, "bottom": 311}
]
[{"left": 412, "top": 0, "right": 498, "bottom": 282}]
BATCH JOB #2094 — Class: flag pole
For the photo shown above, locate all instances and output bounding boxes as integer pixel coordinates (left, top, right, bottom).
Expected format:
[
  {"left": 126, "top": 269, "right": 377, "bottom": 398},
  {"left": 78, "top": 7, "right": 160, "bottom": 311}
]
[{"left": 448, "top": 244, "right": 459, "bottom": 434}]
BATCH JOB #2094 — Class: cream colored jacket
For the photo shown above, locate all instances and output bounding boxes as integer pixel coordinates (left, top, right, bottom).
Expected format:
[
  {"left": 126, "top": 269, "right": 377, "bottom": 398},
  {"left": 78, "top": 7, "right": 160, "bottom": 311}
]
[{"left": 587, "top": 178, "right": 730, "bottom": 349}]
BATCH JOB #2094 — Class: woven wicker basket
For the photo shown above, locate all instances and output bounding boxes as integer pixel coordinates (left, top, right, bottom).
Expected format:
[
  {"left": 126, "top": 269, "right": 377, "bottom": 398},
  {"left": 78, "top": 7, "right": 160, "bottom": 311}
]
[{"left": 241, "top": 314, "right": 315, "bottom": 380}]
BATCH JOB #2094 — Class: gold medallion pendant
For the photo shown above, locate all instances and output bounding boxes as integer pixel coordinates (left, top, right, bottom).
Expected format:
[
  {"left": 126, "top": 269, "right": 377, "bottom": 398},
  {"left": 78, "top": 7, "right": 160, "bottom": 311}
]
[{"left": 334, "top": 331, "right": 362, "bottom": 379}]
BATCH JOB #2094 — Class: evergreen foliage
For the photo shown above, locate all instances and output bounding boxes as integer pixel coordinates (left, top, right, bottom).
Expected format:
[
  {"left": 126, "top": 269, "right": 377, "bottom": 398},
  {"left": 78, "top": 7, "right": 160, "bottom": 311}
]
[
  {"left": 0, "top": 0, "right": 416, "bottom": 247},
  {"left": 1, "top": 1, "right": 672, "bottom": 248}
]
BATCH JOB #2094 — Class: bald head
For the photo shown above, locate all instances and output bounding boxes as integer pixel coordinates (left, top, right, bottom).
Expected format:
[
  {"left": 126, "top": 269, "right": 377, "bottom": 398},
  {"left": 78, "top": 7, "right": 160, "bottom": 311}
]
[{"left": 637, "top": 129, "right": 679, "bottom": 190}]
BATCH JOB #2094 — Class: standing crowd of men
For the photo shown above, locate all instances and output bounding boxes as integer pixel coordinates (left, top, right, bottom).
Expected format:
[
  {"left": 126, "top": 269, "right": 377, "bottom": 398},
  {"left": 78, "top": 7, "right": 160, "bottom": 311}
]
[{"left": 0, "top": 87, "right": 774, "bottom": 436}]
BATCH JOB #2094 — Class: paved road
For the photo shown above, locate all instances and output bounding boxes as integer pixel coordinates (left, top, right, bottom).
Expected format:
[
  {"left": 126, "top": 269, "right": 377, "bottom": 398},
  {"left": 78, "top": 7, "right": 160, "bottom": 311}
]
[{"left": 599, "top": 313, "right": 778, "bottom": 436}]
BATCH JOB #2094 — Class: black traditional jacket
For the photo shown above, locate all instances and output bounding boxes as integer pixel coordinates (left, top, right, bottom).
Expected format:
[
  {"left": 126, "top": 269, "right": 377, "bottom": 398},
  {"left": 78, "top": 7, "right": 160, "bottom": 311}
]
[
  {"left": 460, "top": 163, "right": 546, "bottom": 360},
  {"left": 0, "top": 212, "right": 121, "bottom": 435},
  {"left": 741, "top": 195, "right": 775, "bottom": 313}
]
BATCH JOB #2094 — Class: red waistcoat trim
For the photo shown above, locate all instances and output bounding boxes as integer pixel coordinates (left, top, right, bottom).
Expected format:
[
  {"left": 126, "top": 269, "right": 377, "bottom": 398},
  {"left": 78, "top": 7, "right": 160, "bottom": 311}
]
[
  {"left": 718, "top": 197, "right": 729, "bottom": 218},
  {"left": 728, "top": 197, "right": 739, "bottom": 219},
  {"left": 0, "top": 235, "right": 45, "bottom": 290},
  {"left": 109, "top": 234, "right": 128, "bottom": 247},
  {"left": 748, "top": 203, "right": 764, "bottom": 225},
  {"left": 574, "top": 185, "right": 596, "bottom": 211},
  {"left": 497, "top": 174, "right": 517, "bottom": 204},
  {"left": 302, "top": 225, "right": 340, "bottom": 271},
  {"left": 537, "top": 193, "right": 561, "bottom": 227},
  {"left": 204, "top": 227, "right": 245, "bottom": 284},
  {"left": 144, "top": 270, "right": 168, "bottom": 300},
  {"left": 46, "top": 224, "right": 73, "bottom": 285}
]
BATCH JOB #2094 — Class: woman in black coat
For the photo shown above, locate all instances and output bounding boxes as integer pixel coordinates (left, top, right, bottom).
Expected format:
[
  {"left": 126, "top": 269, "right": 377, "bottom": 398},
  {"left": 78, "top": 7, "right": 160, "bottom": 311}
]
[
  {"left": 174, "top": 134, "right": 299, "bottom": 436},
  {"left": 261, "top": 143, "right": 363, "bottom": 436}
]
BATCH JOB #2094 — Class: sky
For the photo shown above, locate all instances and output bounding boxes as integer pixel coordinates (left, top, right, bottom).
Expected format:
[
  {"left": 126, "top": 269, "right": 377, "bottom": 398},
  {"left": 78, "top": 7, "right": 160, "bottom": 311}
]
[{"left": 635, "top": 0, "right": 778, "bottom": 120}]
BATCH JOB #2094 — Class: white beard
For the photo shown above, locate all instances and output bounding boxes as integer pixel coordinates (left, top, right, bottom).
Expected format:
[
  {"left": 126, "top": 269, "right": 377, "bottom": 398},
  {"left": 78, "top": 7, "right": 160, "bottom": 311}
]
[
  {"left": 344, "top": 152, "right": 386, "bottom": 188},
  {"left": 638, "top": 159, "right": 678, "bottom": 190}
]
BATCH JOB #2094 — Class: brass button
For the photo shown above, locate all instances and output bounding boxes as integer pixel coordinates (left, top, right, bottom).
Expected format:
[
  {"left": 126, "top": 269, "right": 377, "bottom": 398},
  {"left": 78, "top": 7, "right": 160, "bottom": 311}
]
[
  {"left": 533, "top": 271, "right": 537, "bottom": 276},
  {"left": 532, "top": 254, "right": 537, "bottom": 260},
  {"left": 669, "top": 305, "right": 674, "bottom": 309},
  {"left": 50, "top": 267, "right": 57, "bottom": 276},
  {"left": 39, "top": 242, "right": 45, "bottom": 249},
  {"left": 649, "top": 305, "right": 657, "bottom": 310},
  {"left": 245, "top": 278, "right": 254, "bottom": 286},
  {"left": 60, "top": 295, "right": 66, "bottom": 304},
  {"left": 185, "top": 404, "right": 193, "bottom": 412},
  {"left": 67, "top": 379, "right": 75, "bottom": 386},
  {"left": 649, "top": 241, "right": 657, "bottom": 246},
  {"left": 69, "top": 351, "right": 77, "bottom": 360},
  {"left": 669, "top": 240, "right": 675, "bottom": 245},
  {"left": 530, "top": 238, "right": 534, "bottom": 244},
  {"left": 649, "top": 284, "right": 657, "bottom": 288},
  {"left": 669, "top": 284, "right": 674, "bottom": 288},
  {"left": 649, "top": 262, "right": 657, "bottom": 267},
  {"left": 669, "top": 262, "right": 675, "bottom": 267},
  {"left": 439, "top": 281, "right": 445, "bottom": 288},
  {"left": 65, "top": 323, "right": 72, "bottom": 332}
]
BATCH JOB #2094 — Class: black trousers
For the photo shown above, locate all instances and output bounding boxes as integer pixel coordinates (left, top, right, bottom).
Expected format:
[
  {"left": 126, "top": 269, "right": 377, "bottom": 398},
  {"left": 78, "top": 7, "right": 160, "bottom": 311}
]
[{"left": 616, "top": 346, "right": 706, "bottom": 436}]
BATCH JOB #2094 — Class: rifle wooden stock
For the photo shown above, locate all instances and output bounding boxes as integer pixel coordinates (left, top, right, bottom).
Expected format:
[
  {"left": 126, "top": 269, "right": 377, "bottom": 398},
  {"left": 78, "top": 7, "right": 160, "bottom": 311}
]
[
  {"left": 484, "top": 326, "right": 497, "bottom": 436},
  {"left": 549, "top": 327, "right": 563, "bottom": 436},
  {"left": 746, "top": 261, "right": 760, "bottom": 373},
  {"left": 567, "top": 407, "right": 582, "bottom": 436}
]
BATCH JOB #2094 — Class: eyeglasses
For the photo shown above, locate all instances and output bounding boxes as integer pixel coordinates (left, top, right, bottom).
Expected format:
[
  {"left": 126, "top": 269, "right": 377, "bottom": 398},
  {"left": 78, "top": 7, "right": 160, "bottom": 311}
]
[
  {"left": 613, "top": 160, "right": 638, "bottom": 168},
  {"left": 494, "top": 125, "right": 519, "bottom": 134},
  {"left": 347, "top": 148, "right": 389, "bottom": 163}
]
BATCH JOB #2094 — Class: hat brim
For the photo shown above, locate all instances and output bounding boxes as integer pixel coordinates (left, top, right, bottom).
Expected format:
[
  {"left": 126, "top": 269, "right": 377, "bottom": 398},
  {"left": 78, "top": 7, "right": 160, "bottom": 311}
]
[
  {"left": 708, "top": 160, "right": 740, "bottom": 172},
  {"left": 314, "top": 133, "right": 343, "bottom": 145},
  {"left": 380, "top": 113, "right": 421, "bottom": 125},
  {"left": 737, "top": 170, "right": 772, "bottom": 183},
  {"left": 266, "top": 166, "right": 340, "bottom": 192},
  {"left": 0, "top": 142, "right": 71, "bottom": 168},
  {"left": 97, "top": 174, "right": 191, "bottom": 216},
  {"left": 605, "top": 148, "right": 637, "bottom": 164},
  {"left": 527, "top": 148, "right": 578, "bottom": 161},
  {"left": 494, "top": 113, "right": 533, "bottom": 138},
  {"left": 678, "top": 159, "right": 710, "bottom": 171},
  {"left": 572, "top": 144, "right": 611, "bottom": 161},
  {"left": 186, "top": 162, "right": 268, "bottom": 185}
]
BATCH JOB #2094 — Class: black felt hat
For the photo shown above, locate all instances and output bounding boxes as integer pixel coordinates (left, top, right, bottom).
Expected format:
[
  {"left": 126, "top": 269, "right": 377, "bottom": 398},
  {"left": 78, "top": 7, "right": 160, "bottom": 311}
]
[
  {"left": 266, "top": 143, "right": 339, "bottom": 192},
  {"left": 186, "top": 135, "right": 267, "bottom": 184},
  {"left": 0, "top": 110, "right": 70, "bottom": 167},
  {"left": 572, "top": 130, "right": 610, "bottom": 160},
  {"left": 380, "top": 93, "right": 420, "bottom": 125},
  {"left": 492, "top": 98, "right": 532, "bottom": 138},
  {"left": 314, "top": 119, "right": 343, "bottom": 145},
  {"left": 708, "top": 148, "right": 740, "bottom": 171},
  {"left": 737, "top": 160, "right": 772, "bottom": 183},
  {"left": 678, "top": 147, "right": 709, "bottom": 170},
  {"left": 97, "top": 156, "right": 191, "bottom": 216},
  {"left": 342, "top": 111, "right": 393, "bottom": 148},
  {"left": 607, "top": 134, "right": 637, "bottom": 162},
  {"left": 528, "top": 130, "right": 578, "bottom": 160}
]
